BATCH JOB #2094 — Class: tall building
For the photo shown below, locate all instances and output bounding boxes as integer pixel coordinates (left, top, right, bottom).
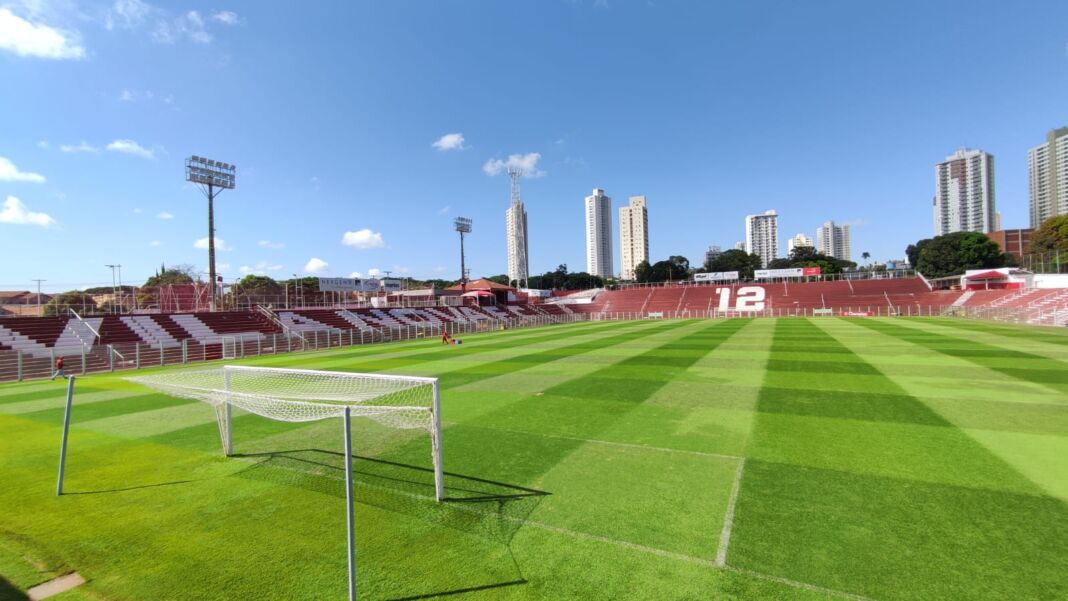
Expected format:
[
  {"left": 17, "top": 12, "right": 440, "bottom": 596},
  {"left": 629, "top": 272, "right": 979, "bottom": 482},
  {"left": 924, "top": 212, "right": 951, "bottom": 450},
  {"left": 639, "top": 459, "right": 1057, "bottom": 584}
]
[
  {"left": 815, "top": 221, "right": 851, "bottom": 261},
  {"left": 619, "top": 195, "right": 649, "bottom": 280},
  {"left": 745, "top": 210, "right": 779, "bottom": 268},
  {"left": 787, "top": 233, "right": 813, "bottom": 255},
  {"left": 505, "top": 169, "right": 529, "bottom": 288},
  {"left": 585, "top": 188, "right": 613, "bottom": 278},
  {"left": 934, "top": 148, "right": 996, "bottom": 235},
  {"left": 704, "top": 245, "right": 723, "bottom": 267},
  {"left": 1028, "top": 127, "right": 1068, "bottom": 227}
]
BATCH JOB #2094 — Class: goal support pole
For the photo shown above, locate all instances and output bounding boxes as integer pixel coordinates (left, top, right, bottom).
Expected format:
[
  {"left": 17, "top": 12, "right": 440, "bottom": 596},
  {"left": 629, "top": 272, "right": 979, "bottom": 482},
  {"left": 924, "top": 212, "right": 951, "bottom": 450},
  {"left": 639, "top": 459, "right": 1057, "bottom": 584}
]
[
  {"left": 222, "top": 368, "right": 233, "bottom": 456},
  {"left": 56, "top": 376, "right": 76, "bottom": 496},
  {"left": 431, "top": 381, "right": 444, "bottom": 502},
  {"left": 343, "top": 407, "right": 357, "bottom": 601}
]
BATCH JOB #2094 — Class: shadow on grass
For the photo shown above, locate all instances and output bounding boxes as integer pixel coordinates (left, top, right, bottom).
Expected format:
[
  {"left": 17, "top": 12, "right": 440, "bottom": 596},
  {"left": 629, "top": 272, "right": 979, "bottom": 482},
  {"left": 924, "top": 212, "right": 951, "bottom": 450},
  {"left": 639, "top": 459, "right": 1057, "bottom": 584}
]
[
  {"left": 0, "top": 576, "right": 29, "bottom": 601},
  {"left": 60, "top": 479, "right": 200, "bottom": 495},
  {"left": 232, "top": 448, "right": 549, "bottom": 546},
  {"left": 386, "top": 578, "right": 527, "bottom": 601}
]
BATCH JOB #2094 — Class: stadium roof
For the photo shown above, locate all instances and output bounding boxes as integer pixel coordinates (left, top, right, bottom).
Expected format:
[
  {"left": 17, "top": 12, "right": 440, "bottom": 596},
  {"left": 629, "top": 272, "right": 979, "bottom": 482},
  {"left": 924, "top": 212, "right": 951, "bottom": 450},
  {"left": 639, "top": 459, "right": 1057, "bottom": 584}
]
[{"left": 445, "top": 279, "right": 515, "bottom": 292}]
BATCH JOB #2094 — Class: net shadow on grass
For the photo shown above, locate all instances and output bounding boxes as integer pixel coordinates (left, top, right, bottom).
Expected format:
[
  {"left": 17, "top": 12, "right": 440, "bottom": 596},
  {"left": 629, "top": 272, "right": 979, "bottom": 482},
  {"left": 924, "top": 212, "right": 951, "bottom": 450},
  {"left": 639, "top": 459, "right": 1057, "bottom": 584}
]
[{"left": 232, "top": 448, "right": 549, "bottom": 546}]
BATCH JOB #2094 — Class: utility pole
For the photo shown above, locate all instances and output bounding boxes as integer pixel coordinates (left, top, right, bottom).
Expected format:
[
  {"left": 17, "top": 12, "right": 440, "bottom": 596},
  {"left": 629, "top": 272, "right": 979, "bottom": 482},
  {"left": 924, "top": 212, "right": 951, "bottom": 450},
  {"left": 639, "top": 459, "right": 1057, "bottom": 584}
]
[
  {"left": 32, "top": 279, "right": 45, "bottom": 316},
  {"left": 105, "top": 264, "right": 119, "bottom": 314}
]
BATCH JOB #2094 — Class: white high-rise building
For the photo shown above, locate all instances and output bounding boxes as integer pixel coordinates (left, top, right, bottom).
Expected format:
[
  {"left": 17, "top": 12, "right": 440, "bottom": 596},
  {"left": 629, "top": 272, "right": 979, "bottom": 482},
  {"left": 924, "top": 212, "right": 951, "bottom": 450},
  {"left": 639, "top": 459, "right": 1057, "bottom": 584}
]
[
  {"left": 745, "top": 210, "right": 779, "bottom": 268},
  {"left": 619, "top": 196, "right": 649, "bottom": 280},
  {"left": 1028, "top": 127, "right": 1068, "bottom": 228},
  {"left": 934, "top": 148, "right": 995, "bottom": 235},
  {"left": 585, "top": 188, "right": 613, "bottom": 278},
  {"left": 815, "top": 221, "right": 851, "bottom": 261},
  {"left": 787, "top": 233, "right": 813, "bottom": 254},
  {"left": 505, "top": 202, "right": 529, "bottom": 288}
]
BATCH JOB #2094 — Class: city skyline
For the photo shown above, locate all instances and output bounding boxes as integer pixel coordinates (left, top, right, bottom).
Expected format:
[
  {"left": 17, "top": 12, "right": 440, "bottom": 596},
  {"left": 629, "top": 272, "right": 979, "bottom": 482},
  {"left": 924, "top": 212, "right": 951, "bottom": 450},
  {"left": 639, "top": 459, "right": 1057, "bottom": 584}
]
[{"left": 2, "top": 1, "right": 1067, "bottom": 291}]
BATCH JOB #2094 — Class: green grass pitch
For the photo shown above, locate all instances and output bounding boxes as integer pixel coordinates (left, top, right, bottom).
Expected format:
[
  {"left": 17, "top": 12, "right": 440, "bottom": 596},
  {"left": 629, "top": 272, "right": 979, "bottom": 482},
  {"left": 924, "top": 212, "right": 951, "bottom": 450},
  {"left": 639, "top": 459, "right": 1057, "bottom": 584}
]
[{"left": 1, "top": 317, "right": 1066, "bottom": 601}]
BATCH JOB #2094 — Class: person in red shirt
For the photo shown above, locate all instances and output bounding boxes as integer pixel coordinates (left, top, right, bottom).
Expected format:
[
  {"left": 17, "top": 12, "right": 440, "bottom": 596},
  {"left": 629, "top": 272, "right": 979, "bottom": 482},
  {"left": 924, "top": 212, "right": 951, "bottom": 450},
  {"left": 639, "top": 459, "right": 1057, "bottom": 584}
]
[
  {"left": 51, "top": 356, "right": 65, "bottom": 380},
  {"left": 441, "top": 331, "right": 453, "bottom": 345}
]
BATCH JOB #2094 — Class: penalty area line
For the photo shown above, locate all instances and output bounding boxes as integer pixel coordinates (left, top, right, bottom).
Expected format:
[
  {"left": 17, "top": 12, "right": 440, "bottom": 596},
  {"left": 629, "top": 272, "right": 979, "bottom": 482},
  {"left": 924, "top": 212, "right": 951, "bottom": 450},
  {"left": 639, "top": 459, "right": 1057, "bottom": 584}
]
[{"left": 715, "top": 457, "right": 745, "bottom": 567}]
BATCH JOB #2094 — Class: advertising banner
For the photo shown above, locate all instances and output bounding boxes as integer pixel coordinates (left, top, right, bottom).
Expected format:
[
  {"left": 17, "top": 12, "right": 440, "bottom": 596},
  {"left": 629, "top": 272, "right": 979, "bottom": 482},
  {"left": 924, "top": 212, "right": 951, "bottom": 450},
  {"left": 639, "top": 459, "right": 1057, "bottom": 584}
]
[
  {"left": 318, "top": 277, "right": 359, "bottom": 292},
  {"left": 755, "top": 267, "right": 821, "bottom": 279},
  {"left": 694, "top": 271, "right": 740, "bottom": 282}
]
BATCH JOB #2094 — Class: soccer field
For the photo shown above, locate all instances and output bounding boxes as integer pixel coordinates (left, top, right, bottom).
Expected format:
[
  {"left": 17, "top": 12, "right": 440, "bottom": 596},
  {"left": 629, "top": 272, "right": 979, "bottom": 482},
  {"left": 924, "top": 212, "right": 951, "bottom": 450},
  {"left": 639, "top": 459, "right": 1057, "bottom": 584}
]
[{"left": 1, "top": 317, "right": 1066, "bottom": 601}]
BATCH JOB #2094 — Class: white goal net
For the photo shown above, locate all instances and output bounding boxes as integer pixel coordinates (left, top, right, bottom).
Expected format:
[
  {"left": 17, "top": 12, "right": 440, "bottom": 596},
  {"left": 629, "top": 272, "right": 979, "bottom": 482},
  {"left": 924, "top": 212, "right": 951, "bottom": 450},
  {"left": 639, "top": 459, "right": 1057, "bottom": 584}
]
[{"left": 126, "top": 365, "right": 444, "bottom": 501}]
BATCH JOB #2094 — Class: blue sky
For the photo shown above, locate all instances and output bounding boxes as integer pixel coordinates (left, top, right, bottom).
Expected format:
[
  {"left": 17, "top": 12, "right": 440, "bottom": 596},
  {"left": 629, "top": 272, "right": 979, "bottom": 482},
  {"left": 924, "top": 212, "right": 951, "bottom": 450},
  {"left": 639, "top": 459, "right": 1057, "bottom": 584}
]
[{"left": 1, "top": 0, "right": 1066, "bottom": 292}]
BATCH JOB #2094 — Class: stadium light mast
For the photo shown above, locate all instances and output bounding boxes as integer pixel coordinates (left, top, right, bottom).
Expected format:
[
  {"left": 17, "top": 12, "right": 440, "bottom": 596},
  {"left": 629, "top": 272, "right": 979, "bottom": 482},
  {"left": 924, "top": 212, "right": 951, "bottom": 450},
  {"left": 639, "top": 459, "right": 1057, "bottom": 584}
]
[
  {"left": 454, "top": 217, "right": 472, "bottom": 293},
  {"left": 186, "top": 155, "right": 236, "bottom": 312},
  {"left": 32, "top": 279, "right": 45, "bottom": 315}
]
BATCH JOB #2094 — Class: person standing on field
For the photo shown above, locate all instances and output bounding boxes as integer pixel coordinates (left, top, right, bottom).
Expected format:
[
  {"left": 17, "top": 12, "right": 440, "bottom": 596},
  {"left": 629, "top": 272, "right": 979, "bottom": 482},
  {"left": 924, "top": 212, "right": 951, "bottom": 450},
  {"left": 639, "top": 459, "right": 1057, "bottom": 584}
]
[{"left": 51, "top": 356, "right": 65, "bottom": 380}]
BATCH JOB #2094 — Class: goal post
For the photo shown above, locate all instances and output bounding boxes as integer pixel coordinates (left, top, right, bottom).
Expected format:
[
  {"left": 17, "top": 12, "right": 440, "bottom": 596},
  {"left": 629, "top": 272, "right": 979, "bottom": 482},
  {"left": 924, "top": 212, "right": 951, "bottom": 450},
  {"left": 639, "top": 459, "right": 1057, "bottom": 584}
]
[{"left": 58, "top": 365, "right": 445, "bottom": 601}]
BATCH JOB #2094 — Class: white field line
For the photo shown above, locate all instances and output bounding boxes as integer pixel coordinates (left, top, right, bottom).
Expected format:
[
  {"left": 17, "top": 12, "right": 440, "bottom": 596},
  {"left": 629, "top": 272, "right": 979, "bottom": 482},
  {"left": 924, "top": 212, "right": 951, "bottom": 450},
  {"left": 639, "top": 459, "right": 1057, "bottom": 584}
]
[
  {"left": 26, "top": 572, "right": 86, "bottom": 600},
  {"left": 451, "top": 423, "right": 744, "bottom": 461},
  {"left": 715, "top": 457, "right": 746, "bottom": 566},
  {"left": 724, "top": 566, "right": 877, "bottom": 601},
  {"left": 248, "top": 454, "right": 877, "bottom": 601}
]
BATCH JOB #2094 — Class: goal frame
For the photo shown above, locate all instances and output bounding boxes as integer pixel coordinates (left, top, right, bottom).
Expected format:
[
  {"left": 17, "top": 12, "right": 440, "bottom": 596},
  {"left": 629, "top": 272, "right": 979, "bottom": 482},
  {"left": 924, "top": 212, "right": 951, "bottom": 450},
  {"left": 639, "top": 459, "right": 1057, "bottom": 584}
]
[{"left": 56, "top": 366, "right": 445, "bottom": 601}]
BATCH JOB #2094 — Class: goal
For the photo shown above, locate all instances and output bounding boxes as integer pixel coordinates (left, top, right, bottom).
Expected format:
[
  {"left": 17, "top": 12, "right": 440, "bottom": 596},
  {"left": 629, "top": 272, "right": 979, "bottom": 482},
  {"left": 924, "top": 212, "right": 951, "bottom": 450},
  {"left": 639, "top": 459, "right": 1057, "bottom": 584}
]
[{"left": 58, "top": 366, "right": 443, "bottom": 601}]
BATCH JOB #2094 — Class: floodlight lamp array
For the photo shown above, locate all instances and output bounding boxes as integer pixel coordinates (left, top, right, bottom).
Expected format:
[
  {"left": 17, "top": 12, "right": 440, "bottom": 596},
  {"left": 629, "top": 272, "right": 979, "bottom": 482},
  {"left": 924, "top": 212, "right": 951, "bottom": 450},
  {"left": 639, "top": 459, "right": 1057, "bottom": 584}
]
[
  {"left": 454, "top": 217, "right": 472, "bottom": 233},
  {"left": 186, "top": 155, "right": 237, "bottom": 189}
]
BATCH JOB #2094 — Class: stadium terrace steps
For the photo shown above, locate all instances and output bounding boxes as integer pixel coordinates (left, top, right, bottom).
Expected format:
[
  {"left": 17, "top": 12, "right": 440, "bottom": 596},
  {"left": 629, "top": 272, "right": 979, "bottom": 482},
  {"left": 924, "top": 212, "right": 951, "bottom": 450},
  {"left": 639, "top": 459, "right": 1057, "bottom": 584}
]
[{"left": 120, "top": 315, "right": 181, "bottom": 348}]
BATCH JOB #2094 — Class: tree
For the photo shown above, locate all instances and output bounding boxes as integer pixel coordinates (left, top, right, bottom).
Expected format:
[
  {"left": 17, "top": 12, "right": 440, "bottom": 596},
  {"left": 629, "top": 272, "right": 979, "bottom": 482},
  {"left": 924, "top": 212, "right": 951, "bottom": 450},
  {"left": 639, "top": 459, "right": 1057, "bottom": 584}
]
[
  {"left": 1028, "top": 215, "right": 1068, "bottom": 269},
  {"left": 44, "top": 291, "right": 98, "bottom": 316},
  {"left": 704, "top": 249, "right": 763, "bottom": 280},
  {"left": 143, "top": 264, "right": 197, "bottom": 287},
  {"left": 232, "top": 275, "right": 282, "bottom": 306},
  {"left": 485, "top": 274, "right": 510, "bottom": 285},
  {"left": 633, "top": 260, "right": 653, "bottom": 283},
  {"left": 909, "top": 231, "right": 1012, "bottom": 278},
  {"left": 861, "top": 251, "right": 871, "bottom": 264},
  {"left": 764, "top": 246, "right": 855, "bottom": 275}
]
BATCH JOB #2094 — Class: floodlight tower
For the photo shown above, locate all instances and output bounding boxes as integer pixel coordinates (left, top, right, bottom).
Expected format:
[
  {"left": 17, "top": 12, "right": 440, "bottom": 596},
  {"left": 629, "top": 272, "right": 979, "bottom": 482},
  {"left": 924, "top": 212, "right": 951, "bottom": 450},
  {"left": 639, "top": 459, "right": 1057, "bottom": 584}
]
[
  {"left": 186, "top": 156, "right": 236, "bottom": 311},
  {"left": 454, "top": 217, "right": 472, "bottom": 293}
]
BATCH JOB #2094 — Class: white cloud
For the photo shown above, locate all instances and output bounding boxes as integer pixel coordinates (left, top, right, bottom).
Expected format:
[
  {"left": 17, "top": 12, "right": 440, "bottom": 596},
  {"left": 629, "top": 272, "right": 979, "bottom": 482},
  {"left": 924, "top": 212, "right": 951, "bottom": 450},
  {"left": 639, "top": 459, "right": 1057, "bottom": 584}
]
[
  {"left": 258, "top": 239, "right": 285, "bottom": 249},
  {"left": 0, "top": 196, "right": 55, "bottom": 227},
  {"left": 211, "top": 11, "right": 240, "bottom": 25},
  {"left": 157, "top": 211, "right": 173, "bottom": 219},
  {"left": 59, "top": 141, "right": 98, "bottom": 153},
  {"left": 367, "top": 268, "right": 381, "bottom": 277},
  {"left": 0, "top": 157, "right": 45, "bottom": 183},
  {"left": 304, "top": 257, "right": 328, "bottom": 274},
  {"left": 106, "top": 139, "right": 154, "bottom": 159},
  {"left": 0, "top": 8, "right": 86, "bottom": 60},
  {"left": 341, "top": 229, "right": 385, "bottom": 249},
  {"left": 106, "top": 0, "right": 153, "bottom": 30},
  {"left": 438, "top": 206, "right": 450, "bottom": 215},
  {"left": 432, "top": 133, "right": 466, "bottom": 151},
  {"left": 37, "top": 140, "right": 48, "bottom": 149},
  {"left": 149, "top": 240, "right": 160, "bottom": 246},
  {"left": 153, "top": 10, "right": 211, "bottom": 44},
  {"left": 348, "top": 271, "right": 362, "bottom": 278},
  {"left": 216, "top": 263, "right": 230, "bottom": 272},
  {"left": 193, "top": 236, "right": 232, "bottom": 251},
  {"left": 482, "top": 152, "right": 545, "bottom": 177},
  {"left": 119, "top": 88, "right": 134, "bottom": 101}
]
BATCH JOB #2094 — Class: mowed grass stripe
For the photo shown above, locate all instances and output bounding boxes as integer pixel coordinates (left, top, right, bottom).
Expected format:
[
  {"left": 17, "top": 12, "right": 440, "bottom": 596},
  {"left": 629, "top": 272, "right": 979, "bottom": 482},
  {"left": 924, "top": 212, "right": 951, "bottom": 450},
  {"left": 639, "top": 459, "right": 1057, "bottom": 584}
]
[
  {"left": 896, "top": 317, "right": 1068, "bottom": 364},
  {"left": 239, "top": 318, "right": 623, "bottom": 370},
  {"left": 730, "top": 318, "right": 1065, "bottom": 601},
  {"left": 851, "top": 318, "right": 1068, "bottom": 395},
  {"left": 127, "top": 321, "right": 668, "bottom": 458},
  {"left": 914, "top": 316, "right": 1068, "bottom": 346},
  {"left": 815, "top": 317, "right": 1068, "bottom": 500}
]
